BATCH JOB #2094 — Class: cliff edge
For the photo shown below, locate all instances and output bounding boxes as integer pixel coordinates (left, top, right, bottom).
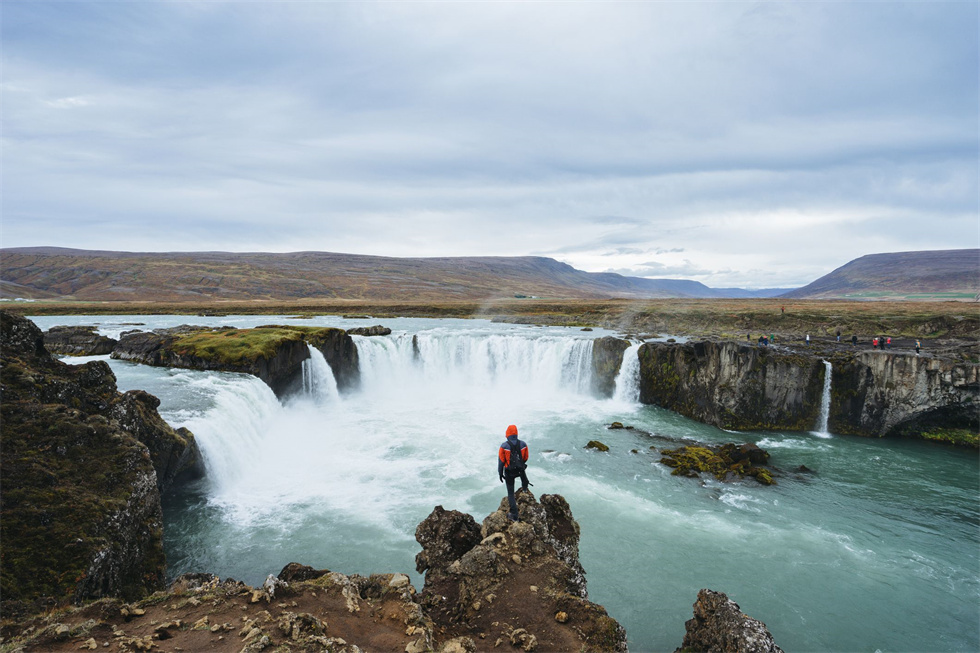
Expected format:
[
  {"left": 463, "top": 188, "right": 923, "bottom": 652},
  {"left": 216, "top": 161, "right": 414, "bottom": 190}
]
[{"left": 0, "top": 311, "right": 202, "bottom": 618}]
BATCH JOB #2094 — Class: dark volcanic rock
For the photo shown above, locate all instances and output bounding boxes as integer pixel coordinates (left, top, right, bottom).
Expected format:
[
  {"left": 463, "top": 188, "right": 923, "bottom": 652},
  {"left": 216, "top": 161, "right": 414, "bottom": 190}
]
[
  {"left": 638, "top": 340, "right": 825, "bottom": 431},
  {"left": 0, "top": 311, "right": 201, "bottom": 617},
  {"left": 415, "top": 492, "right": 627, "bottom": 652},
  {"left": 827, "top": 350, "right": 979, "bottom": 441},
  {"left": 346, "top": 324, "right": 392, "bottom": 336},
  {"left": 592, "top": 336, "right": 631, "bottom": 397},
  {"left": 43, "top": 325, "right": 118, "bottom": 356},
  {"left": 676, "top": 588, "right": 784, "bottom": 653}
]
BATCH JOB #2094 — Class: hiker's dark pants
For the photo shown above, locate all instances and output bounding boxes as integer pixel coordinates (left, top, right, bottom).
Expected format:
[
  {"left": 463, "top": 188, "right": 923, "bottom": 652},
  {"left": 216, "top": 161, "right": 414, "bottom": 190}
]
[{"left": 505, "top": 471, "right": 529, "bottom": 518}]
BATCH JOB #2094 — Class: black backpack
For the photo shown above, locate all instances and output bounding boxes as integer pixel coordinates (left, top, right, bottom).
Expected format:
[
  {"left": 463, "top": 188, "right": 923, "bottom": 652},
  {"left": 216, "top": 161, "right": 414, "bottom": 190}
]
[{"left": 506, "top": 440, "right": 526, "bottom": 474}]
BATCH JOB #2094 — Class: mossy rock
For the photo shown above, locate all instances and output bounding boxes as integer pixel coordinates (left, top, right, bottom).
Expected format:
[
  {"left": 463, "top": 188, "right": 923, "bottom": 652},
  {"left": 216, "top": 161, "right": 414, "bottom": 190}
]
[
  {"left": 585, "top": 440, "right": 610, "bottom": 452},
  {"left": 659, "top": 442, "right": 776, "bottom": 485}
]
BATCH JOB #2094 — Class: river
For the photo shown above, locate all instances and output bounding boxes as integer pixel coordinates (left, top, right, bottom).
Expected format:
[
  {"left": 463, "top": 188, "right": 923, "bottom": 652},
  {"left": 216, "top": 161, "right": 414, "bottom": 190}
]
[{"left": 31, "top": 314, "right": 980, "bottom": 652}]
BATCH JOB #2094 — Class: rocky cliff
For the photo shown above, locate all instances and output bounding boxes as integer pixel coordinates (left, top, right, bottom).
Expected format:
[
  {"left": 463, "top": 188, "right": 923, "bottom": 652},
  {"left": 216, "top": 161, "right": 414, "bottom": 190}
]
[
  {"left": 0, "top": 311, "right": 202, "bottom": 617},
  {"left": 828, "top": 350, "right": 979, "bottom": 441},
  {"left": 636, "top": 339, "right": 979, "bottom": 444},
  {"left": 111, "top": 325, "right": 359, "bottom": 396},
  {"left": 638, "top": 341, "right": 825, "bottom": 432}
]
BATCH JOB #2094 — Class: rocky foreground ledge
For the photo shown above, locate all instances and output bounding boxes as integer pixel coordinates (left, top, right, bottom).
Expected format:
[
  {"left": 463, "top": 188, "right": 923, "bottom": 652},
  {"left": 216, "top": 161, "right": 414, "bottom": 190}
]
[{"left": 0, "top": 494, "right": 782, "bottom": 652}]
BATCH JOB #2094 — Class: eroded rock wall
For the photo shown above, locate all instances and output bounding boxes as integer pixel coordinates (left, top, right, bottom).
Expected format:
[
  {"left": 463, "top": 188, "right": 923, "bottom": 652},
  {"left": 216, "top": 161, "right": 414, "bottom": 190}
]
[
  {"left": 638, "top": 340, "right": 825, "bottom": 431},
  {"left": 828, "top": 350, "right": 979, "bottom": 438}
]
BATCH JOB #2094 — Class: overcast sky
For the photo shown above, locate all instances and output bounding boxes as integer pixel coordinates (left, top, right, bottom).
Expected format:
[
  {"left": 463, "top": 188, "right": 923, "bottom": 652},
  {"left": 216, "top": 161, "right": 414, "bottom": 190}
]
[{"left": 2, "top": 1, "right": 977, "bottom": 288}]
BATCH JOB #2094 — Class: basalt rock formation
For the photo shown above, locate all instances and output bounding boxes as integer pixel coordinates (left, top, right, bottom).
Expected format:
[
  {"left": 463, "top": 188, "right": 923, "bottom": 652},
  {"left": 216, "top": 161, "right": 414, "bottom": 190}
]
[
  {"left": 636, "top": 339, "right": 979, "bottom": 444},
  {"left": 827, "top": 350, "right": 979, "bottom": 442},
  {"left": 638, "top": 341, "right": 825, "bottom": 432},
  {"left": 42, "top": 325, "right": 118, "bottom": 356},
  {"left": 591, "top": 336, "right": 631, "bottom": 397},
  {"left": 0, "top": 311, "right": 202, "bottom": 618},
  {"left": 415, "top": 491, "right": 628, "bottom": 652},
  {"left": 676, "top": 589, "right": 784, "bottom": 653},
  {"left": 111, "top": 325, "right": 359, "bottom": 396}
]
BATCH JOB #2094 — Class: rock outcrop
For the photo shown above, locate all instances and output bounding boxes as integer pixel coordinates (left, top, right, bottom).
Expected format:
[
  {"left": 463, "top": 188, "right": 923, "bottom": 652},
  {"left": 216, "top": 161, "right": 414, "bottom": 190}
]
[
  {"left": 111, "top": 325, "right": 360, "bottom": 396},
  {"left": 828, "top": 350, "right": 979, "bottom": 440},
  {"left": 42, "top": 325, "right": 118, "bottom": 356},
  {"left": 0, "top": 311, "right": 202, "bottom": 617},
  {"left": 677, "top": 589, "right": 784, "bottom": 653},
  {"left": 415, "top": 491, "right": 628, "bottom": 652},
  {"left": 592, "top": 336, "right": 631, "bottom": 397},
  {"left": 638, "top": 341, "right": 825, "bottom": 432},
  {"left": 346, "top": 324, "right": 392, "bottom": 336}
]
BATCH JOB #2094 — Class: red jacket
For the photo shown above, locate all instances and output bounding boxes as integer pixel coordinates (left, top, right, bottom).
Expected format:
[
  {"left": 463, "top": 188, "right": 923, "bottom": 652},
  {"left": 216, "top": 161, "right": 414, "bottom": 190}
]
[{"left": 498, "top": 435, "right": 528, "bottom": 476}]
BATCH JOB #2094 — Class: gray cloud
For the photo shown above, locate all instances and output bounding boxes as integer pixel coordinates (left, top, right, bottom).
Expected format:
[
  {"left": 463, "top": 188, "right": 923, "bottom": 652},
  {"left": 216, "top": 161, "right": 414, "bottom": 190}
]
[{"left": 1, "top": 1, "right": 976, "bottom": 287}]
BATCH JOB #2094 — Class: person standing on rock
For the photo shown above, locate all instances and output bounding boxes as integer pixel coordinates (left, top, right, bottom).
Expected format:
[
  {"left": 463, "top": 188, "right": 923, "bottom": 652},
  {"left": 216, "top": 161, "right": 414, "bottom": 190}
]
[
  {"left": 498, "top": 424, "right": 530, "bottom": 522},
  {"left": 916, "top": 339, "right": 921, "bottom": 355}
]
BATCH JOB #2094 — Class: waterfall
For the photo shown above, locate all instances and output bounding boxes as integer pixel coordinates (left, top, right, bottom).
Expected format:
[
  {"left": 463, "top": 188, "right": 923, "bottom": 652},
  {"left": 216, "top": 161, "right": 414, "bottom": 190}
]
[
  {"left": 813, "top": 359, "right": 833, "bottom": 438},
  {"left": 353, "top": 331, "right": 596, "bottom": 398},
  {"left": 301, "top": 345, "right": 340, "bottom": 404},
  {"left": 612, "top": 342, "right": 642, "bottom": 403}
]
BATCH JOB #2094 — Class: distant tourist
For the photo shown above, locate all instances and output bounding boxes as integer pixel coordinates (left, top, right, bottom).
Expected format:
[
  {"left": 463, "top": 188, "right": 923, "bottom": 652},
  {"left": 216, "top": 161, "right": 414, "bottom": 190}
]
[
  {"left": 805, "top": 334, "right": 810, "bottom": 346},
  {"left": 498, "top": 425, "right": 530, "bottom": 522},
  {"left": 836, "top": 330, "right": 841, "bottom": 342},
  {"left": 915, "top": 340, "right": 921, "bottom": 356},
  {"left": 851, "top": 335, "right": 858, "bottom": 346},
  {"left": 781, "top": 306, "right": 785, "bottom": 314},
  {"left": 886, "top": 337, "right": 892, "bottom": 349},
  {"left": 873, "top": 337, "right": 879, "bottom": 349},
  {"left": 770, "top": 333, "right": 776, "bottom": 343}
]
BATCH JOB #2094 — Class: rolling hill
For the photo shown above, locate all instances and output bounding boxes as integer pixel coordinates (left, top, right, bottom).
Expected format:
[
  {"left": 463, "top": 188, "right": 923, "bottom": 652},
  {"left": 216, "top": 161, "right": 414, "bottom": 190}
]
[
  {"left": 781, "top": 249, "right": 979, "bottom": 300},
  {"left": 0, "top": 247, "right": 747, "bottom": 302}
]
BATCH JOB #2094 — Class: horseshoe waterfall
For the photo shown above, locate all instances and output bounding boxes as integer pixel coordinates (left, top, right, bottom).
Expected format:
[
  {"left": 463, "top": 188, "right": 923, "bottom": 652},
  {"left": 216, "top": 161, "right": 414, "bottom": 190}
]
[{"left": 33, "top": 315, "right": 978, "bottom": 653}]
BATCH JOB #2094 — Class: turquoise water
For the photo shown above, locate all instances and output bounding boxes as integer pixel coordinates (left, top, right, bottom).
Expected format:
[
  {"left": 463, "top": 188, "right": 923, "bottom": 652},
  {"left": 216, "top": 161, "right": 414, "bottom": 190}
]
[{"left": 36, "top": 315, "right": 979, "bottom": 652}]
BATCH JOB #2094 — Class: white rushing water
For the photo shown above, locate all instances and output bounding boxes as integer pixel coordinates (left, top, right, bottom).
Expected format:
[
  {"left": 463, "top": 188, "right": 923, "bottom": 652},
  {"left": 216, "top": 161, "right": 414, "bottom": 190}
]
[
  {"left": 812, "top": 359, "right": 833, "bottom": 438},
  {"left": 35, "top": 315, "right": 980, "bottom": 653},
  {"left": 612, "top": 342, "right": 642, "bottom": 404},
  {"left": 301, "top": 345, "right": 340, "bottom": 405}
]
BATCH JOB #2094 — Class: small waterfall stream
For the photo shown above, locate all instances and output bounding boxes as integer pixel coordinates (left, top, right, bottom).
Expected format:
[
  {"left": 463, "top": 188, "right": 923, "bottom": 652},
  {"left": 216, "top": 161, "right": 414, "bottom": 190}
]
[
  {"left": 612, "top": 342, "right": 642, "bottom": 403},
  {"left": 813, "top": 359, "right": 832, "bottom": 437},
  {"left": 301, "top": 345, "right": 341, "bottom": 404}
]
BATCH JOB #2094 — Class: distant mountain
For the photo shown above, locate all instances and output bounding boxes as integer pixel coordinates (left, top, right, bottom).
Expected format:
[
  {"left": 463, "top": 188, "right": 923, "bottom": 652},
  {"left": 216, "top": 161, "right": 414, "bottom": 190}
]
[
  {"left": 1, "top": 247, "right": 772, "bottom": 302},
  {"left": 781, "top": 249, "right": 979, "bottom": 300}
]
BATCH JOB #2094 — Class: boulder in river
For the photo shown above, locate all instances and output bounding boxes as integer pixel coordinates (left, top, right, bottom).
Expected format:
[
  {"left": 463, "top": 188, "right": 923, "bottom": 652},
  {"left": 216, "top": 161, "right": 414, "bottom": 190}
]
[
  {"left": 43, "top": 325, "right": 118, "bottom": 356},
  {"left": 676, "top": 588, "right": 784, "bottom": 653}
]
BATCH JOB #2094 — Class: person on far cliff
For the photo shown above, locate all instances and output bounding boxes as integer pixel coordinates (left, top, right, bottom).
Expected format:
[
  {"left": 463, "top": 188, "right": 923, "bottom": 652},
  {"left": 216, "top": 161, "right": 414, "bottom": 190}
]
[
  {"left": 805, "top": 334, "right": 811, "bottom": 346},
  {"left": 852, "top": 335, "right": 858, "bottom": 346},
  {"left": 498, "top": 424, "right": 530, "bottom": 522},
  {"left": 915, "top": 339, "right": 921, "bottom": 356},
  {"left": 873, "top": 337, "right": 878, "bottom": 349}
]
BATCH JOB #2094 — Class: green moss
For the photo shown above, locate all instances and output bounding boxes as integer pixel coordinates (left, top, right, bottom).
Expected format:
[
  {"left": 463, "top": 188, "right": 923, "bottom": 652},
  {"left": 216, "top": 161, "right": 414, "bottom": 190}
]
[
  {"left": 660, "top": 443, "right": 776, "bottom": 485},
  {"left": 919, "top": 428, "right": 979, "bottom": 448}
]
